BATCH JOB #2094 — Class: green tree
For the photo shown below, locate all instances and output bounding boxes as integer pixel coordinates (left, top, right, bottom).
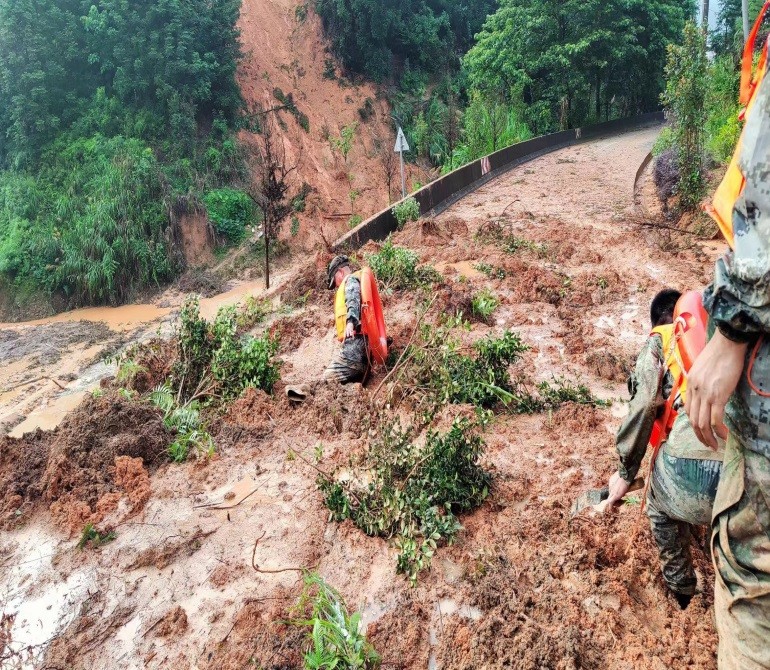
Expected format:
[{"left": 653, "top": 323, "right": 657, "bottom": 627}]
[{"left": 662, "top": 22, "right": 708, "bottom": 209}]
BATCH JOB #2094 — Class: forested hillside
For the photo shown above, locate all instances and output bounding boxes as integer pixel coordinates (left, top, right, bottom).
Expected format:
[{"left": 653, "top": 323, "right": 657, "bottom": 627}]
[
  {"left": 0, "top": 0, "right": 245, "bottom": 308},
  {"left": 318, "top": 0, "right": 696, "bottom": 169}
]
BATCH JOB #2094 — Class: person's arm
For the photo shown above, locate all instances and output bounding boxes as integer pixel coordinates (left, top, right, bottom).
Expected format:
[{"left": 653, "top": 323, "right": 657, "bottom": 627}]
[
  {"left": 344, "top": 276, "right": 362, "bottom": 339},
  {"left": 614, "top": 336, "right": 664, "bottom": 486},
  {"left": 688, "top": 74, "right": 770, "bottom": 448}
]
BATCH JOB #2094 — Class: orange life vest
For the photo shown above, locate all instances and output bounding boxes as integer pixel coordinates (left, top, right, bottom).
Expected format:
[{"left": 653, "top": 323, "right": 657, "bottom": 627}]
[
  {"left": 648, "top": 291, "right": 708, "bottom": 451},
  {"left": 334, "top": 267, "right": 388, "bottom": 364},
  {"left": 705, "top": 1, "right": 770, "bottom": 247}
]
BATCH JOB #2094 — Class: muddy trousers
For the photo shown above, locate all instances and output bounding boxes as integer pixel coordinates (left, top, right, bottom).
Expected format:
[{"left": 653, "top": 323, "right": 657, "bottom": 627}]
[
  {"left": 712, "top": 434, "right": 770, "bottom": 670},
  {"left": 646, "top": 448, "right": 721, "bottom": 596},
  {"left": 322, "top": 336, "right": 370, "bottom": 384}
]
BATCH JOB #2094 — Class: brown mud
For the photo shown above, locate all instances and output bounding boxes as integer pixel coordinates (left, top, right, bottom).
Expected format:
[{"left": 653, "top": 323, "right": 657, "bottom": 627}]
[{"left": 0, "top": 127, "right": 724, "bottom": 669}]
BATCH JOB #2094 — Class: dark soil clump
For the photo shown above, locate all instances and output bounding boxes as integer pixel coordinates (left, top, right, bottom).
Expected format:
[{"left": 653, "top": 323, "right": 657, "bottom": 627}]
[
  {"left": 39, "top": 394, "right": 171, "bottom": 532},
  {"left": 0, "top": 430, "right": 51, "bottom": 529}
]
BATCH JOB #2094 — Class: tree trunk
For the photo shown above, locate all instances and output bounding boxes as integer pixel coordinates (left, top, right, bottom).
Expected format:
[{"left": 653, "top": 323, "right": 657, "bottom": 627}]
[
  {"left": 596, "top": 74, "right": 601, "bottom": 120},
  {"left": 264, "top": 220, "right": 270, "bottom": 289},
  {"left": 701, "top": 0, "right": 709, "bottom": 31},
  {"left": 743, "top": 0, "right": 750, "bottom": 41}
]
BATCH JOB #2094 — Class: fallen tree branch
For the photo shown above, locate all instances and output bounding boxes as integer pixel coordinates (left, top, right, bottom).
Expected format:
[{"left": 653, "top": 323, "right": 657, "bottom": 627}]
[
  {"left": 371, "top": 294, "right": 437, "bottom": 400},
  {"left": 631, "top": 220, "right": 710, "bottom": 237},
  {"left": 251, "top": 531, "right": 312, "bottom": 574}
]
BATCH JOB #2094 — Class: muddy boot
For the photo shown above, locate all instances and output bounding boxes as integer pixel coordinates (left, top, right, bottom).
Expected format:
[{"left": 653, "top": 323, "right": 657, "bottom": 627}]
[
  {"left": 286, "top": 384, "right": 313, "bottom": 403},
  {"left": 672, "top": 590, "right": 693, "bottom": 610}
]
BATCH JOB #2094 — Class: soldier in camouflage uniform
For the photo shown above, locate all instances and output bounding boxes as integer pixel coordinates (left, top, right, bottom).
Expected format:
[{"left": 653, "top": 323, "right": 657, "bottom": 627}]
[
  {"left": 322, "top": 256, "right": 371, "bottom": 384},
  {"left": 687, "top": 72, "right": 770, "bottom": 669},
  {"left": 607, "top": 289, "right": 724, "bottom": 608}
]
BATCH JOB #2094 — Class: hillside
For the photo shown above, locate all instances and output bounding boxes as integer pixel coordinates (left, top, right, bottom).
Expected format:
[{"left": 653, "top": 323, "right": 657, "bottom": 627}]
[{"left": 236, "top": 0, "right": 403, "bottom": 247}]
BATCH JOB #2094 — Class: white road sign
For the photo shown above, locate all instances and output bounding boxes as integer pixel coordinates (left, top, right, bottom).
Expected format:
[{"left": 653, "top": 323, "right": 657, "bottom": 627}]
[{"left": 394, "top": 127, "right": 410, "bottom": 153}]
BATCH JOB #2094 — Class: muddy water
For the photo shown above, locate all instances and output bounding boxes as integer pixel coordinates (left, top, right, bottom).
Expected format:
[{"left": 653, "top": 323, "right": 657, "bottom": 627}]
[
  {"left": 0, "top": 278, "right": 273, "bottom": 332},
  {"left": 1, "top": 277, "right": 280, "bottom": 438}
]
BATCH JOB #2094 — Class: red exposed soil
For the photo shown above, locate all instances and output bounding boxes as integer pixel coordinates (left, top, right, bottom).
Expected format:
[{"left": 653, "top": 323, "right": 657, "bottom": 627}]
[{"left": 152, "top": 606, "right": 189, "bottom": 638}]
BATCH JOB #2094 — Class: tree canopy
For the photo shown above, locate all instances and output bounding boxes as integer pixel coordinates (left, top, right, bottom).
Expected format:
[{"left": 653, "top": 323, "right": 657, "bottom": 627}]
[
  {"left": 0, "top": 0, "right": 242, "bottom": 168},
  {"left": 314, "top": 0, "right": 497, "bottom": 81},
  {"left": 463, "top": 0, "right": 696, "bottom": 133}
]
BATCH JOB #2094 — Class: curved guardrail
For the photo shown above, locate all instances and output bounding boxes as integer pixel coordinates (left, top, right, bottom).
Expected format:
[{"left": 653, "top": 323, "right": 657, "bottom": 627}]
[{"left": 333, "top": 111, "right": 664, "bottom": 251}]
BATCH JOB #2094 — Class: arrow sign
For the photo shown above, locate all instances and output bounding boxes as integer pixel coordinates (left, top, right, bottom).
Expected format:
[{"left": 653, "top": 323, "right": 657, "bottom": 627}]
[{"left": 394, "top": 127, "right": 410, "bottom": 153}]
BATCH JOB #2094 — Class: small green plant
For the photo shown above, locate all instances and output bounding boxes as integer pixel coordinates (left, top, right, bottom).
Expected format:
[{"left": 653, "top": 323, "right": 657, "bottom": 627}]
[
  {"left": 77, "top": 523, "right": 116, "bottom": 550},
  {"left": 91, "top": 388, "right": 104, "bottom": 399},
  {"left": 320, "top": 416, "right": 491, "bottom": 584},
  {"left": 273, "top": 88, "right": 310, "bottom": 132},
  {"left": 473, "top": 262, "right": 506, "bottom": 279},
  {"left": 391, "top": 196, "right": 420, "bottom": 229},
  {"left": 348, "top": 214, "right": 363, "bottom": 229},
  {"left": 323, "top": 58, "right": 337, "bottom": 80},
  {"left": 295, "top": 3, "right": 308, "bottom": 22},
  {"left": 116, "top": 359, "right": 147, "bottom": 385},
  {"left": 292, "top": 183, "right": 311, "bottom": 212},
  {"left": 291, "top": 215, "right": 301, "bottom": 237},
  {"left": 292, "top": 572, "right": 380, "bottom": 669},
  {"left": 236, "top": 295, "right": 271, "bottom": 331},
  {"left": 475, "top": 221, "right": 547, "bottom": 256},
  {"left": 151, "top": 382, "right": 216, "bottom": 462},
  {"left": 596, "top": 277, "right": 609, "bottom": 290},
  {"left": 365, "top": 239, "right": 440, "bottom": 291},
  {"left": 358, "top": 97, "right": 375, "bottom": 121},
  {"left": 471, "top": 288, "right": 499, "bottom": 322}
]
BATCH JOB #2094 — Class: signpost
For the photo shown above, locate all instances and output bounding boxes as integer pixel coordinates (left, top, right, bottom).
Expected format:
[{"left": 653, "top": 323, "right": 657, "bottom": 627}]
[{"left": 394, "top": 127, "right": 410, "bottom": 199}]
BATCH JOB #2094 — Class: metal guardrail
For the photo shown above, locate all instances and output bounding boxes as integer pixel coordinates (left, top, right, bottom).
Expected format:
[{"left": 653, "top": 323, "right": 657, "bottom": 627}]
[{"left": 333, "top": 111, "right": 664, "bottom": 251}]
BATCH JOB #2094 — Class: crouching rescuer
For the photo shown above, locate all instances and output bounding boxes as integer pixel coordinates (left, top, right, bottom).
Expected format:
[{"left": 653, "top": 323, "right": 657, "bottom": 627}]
[
  {"left": 323, "top": 255, "right": 387, "bottom": 384},
  {"left": 606, "top": 289, "right": 724, "bottom": 608}
]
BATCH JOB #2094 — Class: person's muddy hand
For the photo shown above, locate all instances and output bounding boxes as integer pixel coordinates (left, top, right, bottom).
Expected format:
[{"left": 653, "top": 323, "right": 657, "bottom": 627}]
[
  {"left": 344, "top": 321, "right": 356, "bottom": 339},
  {"left": 685, "top": 329, "right": 747, "bottom": 450},
  {"left": 605, "top": 471, "right": 630, "bottom": 507}
]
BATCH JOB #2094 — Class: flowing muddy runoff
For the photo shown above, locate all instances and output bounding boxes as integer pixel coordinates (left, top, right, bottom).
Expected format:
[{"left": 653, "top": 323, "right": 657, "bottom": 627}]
[
  {"left": 0, "top": 275, "right": 288, "bottom": 438},
  {"left": 0, "top": 127, "right": 724, "bottom": 669}
]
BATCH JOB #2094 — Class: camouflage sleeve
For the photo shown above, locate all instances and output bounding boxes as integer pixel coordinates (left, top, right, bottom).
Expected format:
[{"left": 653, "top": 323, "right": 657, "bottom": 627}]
[
  {"left": 616, "top": 336, "right": 664, "bottom": 483},
  {"left": 703, "top": 73, "right": 770, "bottom": 340},
  {"left": 345, "top": 276, "right": 362, "bottom": 328}
]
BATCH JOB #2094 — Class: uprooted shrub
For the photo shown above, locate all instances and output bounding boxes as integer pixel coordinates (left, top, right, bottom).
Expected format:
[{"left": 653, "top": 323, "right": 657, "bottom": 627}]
[
  {"left": 385, "top": 319, "right": 604, "bottom": 423},
  {"left": 173, "top": 296, "right": 280, "bottom": 403},
  {"left": 365, "top": 239, "right": 440, "bottom": 291},
  {"left": 319, "top": 415, "right": 491, "bottom": 584}
]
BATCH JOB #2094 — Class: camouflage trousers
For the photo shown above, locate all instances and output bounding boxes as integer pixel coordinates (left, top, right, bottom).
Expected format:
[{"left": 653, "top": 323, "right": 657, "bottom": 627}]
[
  {"left": 712, "top": 433, "right": 770, "bottom": 670},
  {"left": 322, "top": 336, "right": 370, "bottom": 384},
  {"left": 646, "top": 447, "right": 721, "bottom": 596}
]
